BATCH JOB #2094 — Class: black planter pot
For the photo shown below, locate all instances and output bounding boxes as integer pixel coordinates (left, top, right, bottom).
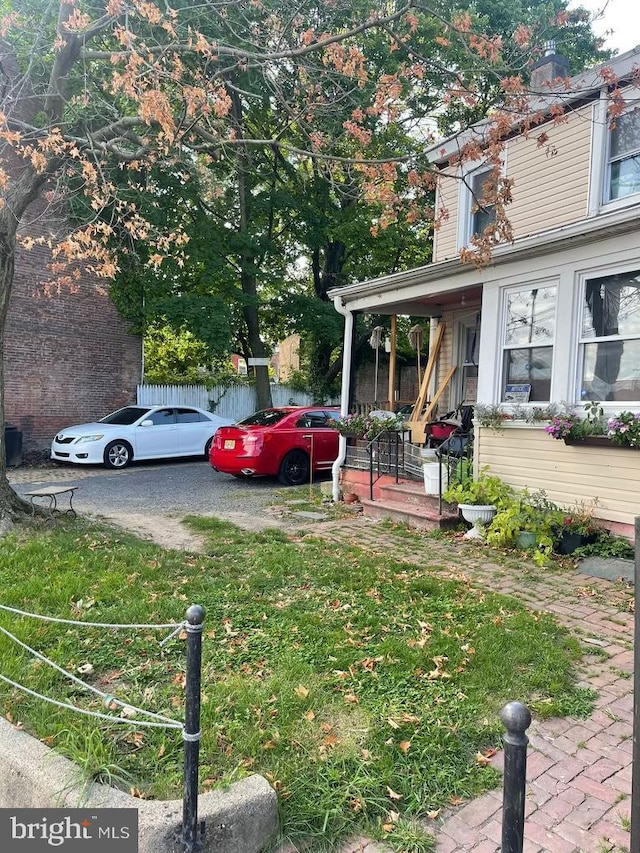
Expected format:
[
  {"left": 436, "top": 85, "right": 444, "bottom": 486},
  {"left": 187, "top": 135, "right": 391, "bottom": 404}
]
[{"left": 556, "top": 531, "right": 598, "bottom": 555}]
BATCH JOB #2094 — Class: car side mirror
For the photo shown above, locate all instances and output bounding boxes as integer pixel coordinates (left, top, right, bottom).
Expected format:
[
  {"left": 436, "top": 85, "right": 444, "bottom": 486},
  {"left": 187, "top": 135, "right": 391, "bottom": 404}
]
[{"left": 140, "top": 419, "right": 153, "bottom": 427}]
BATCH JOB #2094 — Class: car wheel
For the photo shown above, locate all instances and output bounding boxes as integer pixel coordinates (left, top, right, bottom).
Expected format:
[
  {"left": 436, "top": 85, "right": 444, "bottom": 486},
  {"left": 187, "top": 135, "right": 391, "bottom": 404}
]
[
  {"left": 278, "top": 450, "right": 310, "bottom": 486},
  {"left": 104, "top": 441, "right": 133, "bottom": 469},
  {"left": 204, "top": 437, "right": 214, "bottom": 459}
]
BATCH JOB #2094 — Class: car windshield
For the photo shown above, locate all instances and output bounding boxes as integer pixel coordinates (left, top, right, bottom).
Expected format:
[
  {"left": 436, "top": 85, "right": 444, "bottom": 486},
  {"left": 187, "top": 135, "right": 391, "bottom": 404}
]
[
  {"left": 99, "top": 407, "right": 151, "bottom": 425},
  {"left": 238, "top": 409, "right": 290, "bottom": 427}
]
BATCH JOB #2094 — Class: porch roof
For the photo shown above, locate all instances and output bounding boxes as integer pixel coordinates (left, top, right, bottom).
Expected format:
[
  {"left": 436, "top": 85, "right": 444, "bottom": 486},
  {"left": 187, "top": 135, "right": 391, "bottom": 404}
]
[{"left": 328, "top": 201, "right": 640, "bottom": 316}]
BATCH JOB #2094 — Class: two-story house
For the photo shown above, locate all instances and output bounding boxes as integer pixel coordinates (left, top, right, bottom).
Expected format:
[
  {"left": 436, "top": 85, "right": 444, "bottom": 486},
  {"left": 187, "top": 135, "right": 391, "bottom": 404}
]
[{"left": 330, "top": 44, "right": 640, "bottom": 535}]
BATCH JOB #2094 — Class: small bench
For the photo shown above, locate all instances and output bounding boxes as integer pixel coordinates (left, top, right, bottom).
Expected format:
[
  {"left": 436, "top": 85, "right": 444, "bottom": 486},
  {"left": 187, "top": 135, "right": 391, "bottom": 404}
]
[{"left": 24, "top": 486, "right": 78, "bottom": 518}]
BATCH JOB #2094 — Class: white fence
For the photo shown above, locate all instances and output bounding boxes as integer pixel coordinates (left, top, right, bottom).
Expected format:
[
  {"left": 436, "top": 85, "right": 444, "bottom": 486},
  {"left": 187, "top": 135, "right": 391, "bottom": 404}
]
[{"left": 136, "top": 383, "right": 320, "bottom": 423}]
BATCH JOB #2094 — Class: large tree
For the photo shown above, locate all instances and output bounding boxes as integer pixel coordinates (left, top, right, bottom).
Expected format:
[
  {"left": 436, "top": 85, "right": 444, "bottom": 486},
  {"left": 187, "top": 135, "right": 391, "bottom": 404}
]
[
  {"left": 0, "top": 0, "right": 610, "bottom": 520},
  {"left": 108, "top": 0, "right": 608, "bottom": 399}
]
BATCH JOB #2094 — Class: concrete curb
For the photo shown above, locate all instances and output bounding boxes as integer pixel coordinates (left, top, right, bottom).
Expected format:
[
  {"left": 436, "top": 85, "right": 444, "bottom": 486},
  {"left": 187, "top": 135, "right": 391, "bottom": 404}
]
[{"left": 0, "top": 718, "right": 278, "bottom": 852}]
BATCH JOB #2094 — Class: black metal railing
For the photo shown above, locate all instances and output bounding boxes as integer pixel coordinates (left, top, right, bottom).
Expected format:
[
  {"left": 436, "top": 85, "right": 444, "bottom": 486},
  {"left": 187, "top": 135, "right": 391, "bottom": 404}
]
[{"left": 365, "top": 428, "right": 410, "bottom": 500}]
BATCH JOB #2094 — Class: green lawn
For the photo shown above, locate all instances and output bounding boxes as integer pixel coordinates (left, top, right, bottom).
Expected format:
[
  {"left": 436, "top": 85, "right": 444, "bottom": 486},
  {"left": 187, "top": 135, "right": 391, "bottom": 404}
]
[{"left": 0, "top": 518, "right": 592, "bottom": 851}]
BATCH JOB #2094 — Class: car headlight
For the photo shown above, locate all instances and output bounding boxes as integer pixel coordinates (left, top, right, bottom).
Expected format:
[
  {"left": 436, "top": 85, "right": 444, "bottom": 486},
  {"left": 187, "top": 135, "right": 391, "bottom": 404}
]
[{"left": 75, "top": 434, "right": 104, "bottom": 443}]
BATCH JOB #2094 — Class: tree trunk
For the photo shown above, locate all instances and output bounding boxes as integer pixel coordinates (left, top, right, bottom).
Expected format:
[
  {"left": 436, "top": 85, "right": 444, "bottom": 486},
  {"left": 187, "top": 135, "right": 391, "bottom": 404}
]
[
  {"left": 230, "top": 82, "right": 272, "bottom": 412},
  {"left": 0, "top": 225, "right": 35, "bottom": 523}
]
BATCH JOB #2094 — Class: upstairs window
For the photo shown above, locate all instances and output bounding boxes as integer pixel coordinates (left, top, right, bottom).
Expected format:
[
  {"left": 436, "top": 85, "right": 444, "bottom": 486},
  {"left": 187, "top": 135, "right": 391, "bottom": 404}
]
[
  {"left": 501, "top": 285, "right": 556, "bottom": 402},
  {"left": 580, "top": 269, "right": 640, "bottom": 401},
  {"left": 469, "top": 169, "right": 497, "bottom": 236},
  {"left": 608, "top": 105, "right": 640, "bottom": 201}
]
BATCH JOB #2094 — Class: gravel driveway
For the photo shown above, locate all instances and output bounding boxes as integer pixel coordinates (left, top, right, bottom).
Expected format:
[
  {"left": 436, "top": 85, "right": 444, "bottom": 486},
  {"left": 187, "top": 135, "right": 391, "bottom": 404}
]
[{"left": 8, "top": 459, "right": 322, "bottom": 546}]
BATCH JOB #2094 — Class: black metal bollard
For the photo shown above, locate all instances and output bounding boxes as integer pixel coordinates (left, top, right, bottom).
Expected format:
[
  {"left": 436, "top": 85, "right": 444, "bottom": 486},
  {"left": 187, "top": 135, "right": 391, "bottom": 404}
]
[
  {"left": 182, "top": 604, "right": 205, "bottom": 853},
  {"left": 500, "top": 701, "right": 531, "bottom": 853}
]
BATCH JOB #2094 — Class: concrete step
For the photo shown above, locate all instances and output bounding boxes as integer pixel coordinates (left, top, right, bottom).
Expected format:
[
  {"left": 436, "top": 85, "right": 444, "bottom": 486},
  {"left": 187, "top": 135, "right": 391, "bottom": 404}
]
[
  {"left": 360, "top": 496, "right": 459, "bottom": 531},
  {"left": 376, "top": 480, "right": 448, "bottom": 508}
]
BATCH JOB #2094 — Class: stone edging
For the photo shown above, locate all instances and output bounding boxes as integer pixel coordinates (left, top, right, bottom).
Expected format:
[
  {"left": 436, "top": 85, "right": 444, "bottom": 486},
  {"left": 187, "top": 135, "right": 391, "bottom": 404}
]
[{"left": 0, "top": 717, "right": 278, "bottom": 852}]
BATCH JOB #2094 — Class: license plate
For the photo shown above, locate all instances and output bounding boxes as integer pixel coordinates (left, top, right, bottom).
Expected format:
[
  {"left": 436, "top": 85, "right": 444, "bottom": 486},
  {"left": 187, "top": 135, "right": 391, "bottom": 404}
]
[{"left": 224, "top": 439, "right": 236, "bottom": 449}]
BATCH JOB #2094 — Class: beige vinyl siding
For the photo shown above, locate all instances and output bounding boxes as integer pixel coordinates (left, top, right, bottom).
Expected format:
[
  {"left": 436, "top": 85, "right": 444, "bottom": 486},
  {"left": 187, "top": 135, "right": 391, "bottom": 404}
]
[
  {"left": 506, "top": 108, "right": 592, "bottom": 236},
  {"left": 433, "top": 168, "right": 460, "bottom": 262},
  {"left": 476, "top": 424, "right": 640, "bottom": 526},
  {"left": 432, "top": 103, "right": 594, "bottom": 262}
]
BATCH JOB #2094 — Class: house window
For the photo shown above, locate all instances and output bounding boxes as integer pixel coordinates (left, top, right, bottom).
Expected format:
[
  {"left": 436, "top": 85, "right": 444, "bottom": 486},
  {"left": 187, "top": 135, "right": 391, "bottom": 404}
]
[
  {"left": 607, "top": 105, "right": 640, "bottom": 201},
  {"left": 469, "top": 169, "right": 497, "bottom": 237},
  {"left": 579, "top": 269, "right": 640, "bottom": 401},
  {"left": 502, "top": 285, "right": 556, "bottom": 402}
]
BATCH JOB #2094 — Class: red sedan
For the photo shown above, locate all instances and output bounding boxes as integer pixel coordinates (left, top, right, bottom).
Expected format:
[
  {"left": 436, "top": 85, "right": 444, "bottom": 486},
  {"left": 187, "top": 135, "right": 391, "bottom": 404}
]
[{"left": 209, "top": 406, "right": 341, "bottom": 485}]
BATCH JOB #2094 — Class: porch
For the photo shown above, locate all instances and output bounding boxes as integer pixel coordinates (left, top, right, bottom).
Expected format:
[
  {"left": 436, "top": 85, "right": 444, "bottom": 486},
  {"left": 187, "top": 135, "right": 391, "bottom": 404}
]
[{"left": 338, "top": 431, "right": 465, "bottom": 531}]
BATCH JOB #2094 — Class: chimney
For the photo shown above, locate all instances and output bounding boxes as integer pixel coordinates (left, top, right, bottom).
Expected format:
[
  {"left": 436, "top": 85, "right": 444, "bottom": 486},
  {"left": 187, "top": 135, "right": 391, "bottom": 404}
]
[{"left": 530, "top": 41, "right": 570, "bottom": 92}]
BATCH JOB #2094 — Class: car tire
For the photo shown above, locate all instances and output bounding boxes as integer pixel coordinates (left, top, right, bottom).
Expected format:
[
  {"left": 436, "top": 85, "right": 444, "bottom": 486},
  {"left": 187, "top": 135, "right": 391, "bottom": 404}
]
[
  {"left": 104, "top": 440, "right": 133, "bottom": 469},
  {"left": 278, "top": 450, "right": 310, "bottom": 486},
  {"left": 204, "top": 437, "right": 214, "bottom": 459}
]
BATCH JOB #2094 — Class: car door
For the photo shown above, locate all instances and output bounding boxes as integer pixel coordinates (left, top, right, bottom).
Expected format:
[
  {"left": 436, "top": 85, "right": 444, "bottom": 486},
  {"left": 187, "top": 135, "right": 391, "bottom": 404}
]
[
  {"left": 295, "top": 410, "right": 339, "bottom": 472},
  {"left": 134, "top": 408, "right": 178, "bottom": 459},
  {"left": 175, "top": 408, "right": 210, "bottom": 456}
]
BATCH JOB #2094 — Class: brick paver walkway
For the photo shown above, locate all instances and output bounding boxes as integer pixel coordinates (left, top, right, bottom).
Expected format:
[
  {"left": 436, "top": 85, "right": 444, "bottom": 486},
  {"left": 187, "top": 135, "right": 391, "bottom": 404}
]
[{"left": 277, "top": 517, "right": 634, "bottom": 853}]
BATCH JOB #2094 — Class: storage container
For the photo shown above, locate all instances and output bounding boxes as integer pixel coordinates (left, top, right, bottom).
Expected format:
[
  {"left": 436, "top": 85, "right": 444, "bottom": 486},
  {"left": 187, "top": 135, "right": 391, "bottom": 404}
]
[{"left": 423, "top": 462, "right": 448, "bottom": 494}]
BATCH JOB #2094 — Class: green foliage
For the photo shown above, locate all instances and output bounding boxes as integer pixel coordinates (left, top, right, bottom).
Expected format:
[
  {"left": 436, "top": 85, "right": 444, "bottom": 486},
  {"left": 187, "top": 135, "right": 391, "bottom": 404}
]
[
  {"left": 331, "top": 412, "right": 404, "bottom": 440},
  {"left": 444, "top": 472, "right": 514, "bottom": 507},
  {"left": 486, "top": 490, "right": 563, "bottom": 563},
  {"left": 572, "top": 534, "right": 635, "bottom": 560},
  {"left": 142, "top": 325, "right": 237, "bottom": 385}
]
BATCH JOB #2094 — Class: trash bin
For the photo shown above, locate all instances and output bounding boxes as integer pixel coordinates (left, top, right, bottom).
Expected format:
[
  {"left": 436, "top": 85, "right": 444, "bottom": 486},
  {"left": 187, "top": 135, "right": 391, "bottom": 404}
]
[{"left": 4, "top": 424, "right": 23, "bottom": 467}]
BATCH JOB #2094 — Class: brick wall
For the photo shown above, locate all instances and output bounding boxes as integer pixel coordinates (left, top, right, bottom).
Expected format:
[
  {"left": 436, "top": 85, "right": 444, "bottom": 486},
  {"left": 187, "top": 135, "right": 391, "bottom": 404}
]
[{"left": 4, "top": 241, "right": 141, "bottom": 452}]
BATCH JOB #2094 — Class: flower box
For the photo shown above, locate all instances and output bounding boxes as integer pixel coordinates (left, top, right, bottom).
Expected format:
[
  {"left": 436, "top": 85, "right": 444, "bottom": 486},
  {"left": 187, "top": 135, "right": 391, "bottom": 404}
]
[{"left": 563, "top": 435, "right": 625, "bottom": 448}]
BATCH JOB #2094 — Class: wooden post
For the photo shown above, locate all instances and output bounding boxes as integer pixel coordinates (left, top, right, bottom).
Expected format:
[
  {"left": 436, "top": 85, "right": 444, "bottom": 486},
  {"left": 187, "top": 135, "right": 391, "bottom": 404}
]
[{"left": 388, "top": 315, "right": 397, "bottom": 411}]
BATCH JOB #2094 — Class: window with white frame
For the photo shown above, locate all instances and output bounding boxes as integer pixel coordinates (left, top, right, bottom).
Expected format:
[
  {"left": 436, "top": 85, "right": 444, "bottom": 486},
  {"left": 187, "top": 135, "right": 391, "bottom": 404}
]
[
  {"left": 458, "top": 167, "right": 497, "bottom": 247},
  {"left": 607, "top": 104, "right": 640, "bottom": 202},
  {"left": 469, "top": 169, "right": 497, "bottom": 236},
  {"left": 579, "top": 269, "right": 640, "bottom": 402},
  {"left": 501, "top": 285, "right": 557, "bottom": 402}
]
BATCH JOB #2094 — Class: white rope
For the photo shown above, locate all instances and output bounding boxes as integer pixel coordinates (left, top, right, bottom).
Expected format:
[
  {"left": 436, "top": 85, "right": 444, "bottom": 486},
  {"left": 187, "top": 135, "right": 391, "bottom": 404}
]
[
  {"left": 0, "top": 624, "right": 181, "bottom": 728},
  {"left": 0, "top": 674, "right": 183, "bottom": 729},
  {"left": 0, "top": 603, "right": 183, "bottom": 632}
]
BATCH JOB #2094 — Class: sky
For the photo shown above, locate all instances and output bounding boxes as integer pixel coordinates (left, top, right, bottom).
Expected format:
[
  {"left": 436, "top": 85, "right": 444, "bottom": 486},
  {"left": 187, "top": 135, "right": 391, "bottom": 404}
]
[{"left": 568, "top": 0, "right": 640, "bottom": 54}]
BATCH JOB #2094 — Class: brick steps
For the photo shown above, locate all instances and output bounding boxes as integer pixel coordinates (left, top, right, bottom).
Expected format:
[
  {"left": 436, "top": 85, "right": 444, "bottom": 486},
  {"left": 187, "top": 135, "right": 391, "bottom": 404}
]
[{"left": 341, "top": 469, "right": 459, "bottom": 530}]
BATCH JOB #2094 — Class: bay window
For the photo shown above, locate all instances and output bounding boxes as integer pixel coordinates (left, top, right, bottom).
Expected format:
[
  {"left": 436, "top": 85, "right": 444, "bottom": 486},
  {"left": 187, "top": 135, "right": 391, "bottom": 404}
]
[
  {"left": 502, "top": 285, "right": 557, "bottom": 402},
  {"left": 579, "top": 269, "right": 640, "bottom": 401}
]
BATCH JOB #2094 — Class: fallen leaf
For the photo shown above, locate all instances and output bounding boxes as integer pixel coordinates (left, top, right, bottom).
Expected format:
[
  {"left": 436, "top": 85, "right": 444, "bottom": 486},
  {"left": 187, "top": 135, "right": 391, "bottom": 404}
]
[
  {"left": 449, "top": 795, "right": 466, "bottom": 806},
  {"left": 386, "top": 786, "right": 403, "bottom": 801},
  {"left": 304, "top": 709, "right": 316, "bottom": 721},
  {"left": 427, "top": 809, "right": 441, "bottom": 820},
  {"left": 475, "top": 751, "right": 492, "bottom": 766},
  {"left": 294, "top": 685, "right": 309, "bottom": 700},
  {"left": 157, "top": 744, "right": 166, "bottom": 758},
  {"left": 399, "top": 740, "right": 411, "bottom": 754}
]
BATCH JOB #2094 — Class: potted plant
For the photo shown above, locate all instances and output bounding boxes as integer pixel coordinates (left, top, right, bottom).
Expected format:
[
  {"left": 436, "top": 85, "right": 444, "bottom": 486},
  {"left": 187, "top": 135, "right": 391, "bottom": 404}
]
[
  {"left": 554, "top": 514, "right": 601, "bottom": 554},
  {"left": 486, "top": 490, "right": 562, "bottom": 556},
  {"left": 444, "top": 473, "right": 513, "bottom": 526}
]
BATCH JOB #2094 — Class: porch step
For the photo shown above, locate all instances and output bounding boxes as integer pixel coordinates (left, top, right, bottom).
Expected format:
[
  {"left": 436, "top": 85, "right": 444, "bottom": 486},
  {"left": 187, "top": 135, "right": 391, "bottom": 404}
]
[
  {"left": 376, "top": 480, "right": 446, "bottom": 506},
  {"left": 359, "top": 496, "right": 459, "bottom": 531}
]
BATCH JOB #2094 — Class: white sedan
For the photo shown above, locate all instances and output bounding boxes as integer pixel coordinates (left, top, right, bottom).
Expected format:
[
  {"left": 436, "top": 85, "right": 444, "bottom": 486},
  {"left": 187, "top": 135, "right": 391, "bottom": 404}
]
[{"left": 51, "top": 405, "right": 233, "bottom": 469}]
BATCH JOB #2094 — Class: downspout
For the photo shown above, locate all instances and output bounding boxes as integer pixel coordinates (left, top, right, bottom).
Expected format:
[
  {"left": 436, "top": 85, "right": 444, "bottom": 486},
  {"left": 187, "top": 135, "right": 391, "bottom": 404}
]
[{"left": 331, "top": 294, "right": 355, "bottom": 502}]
